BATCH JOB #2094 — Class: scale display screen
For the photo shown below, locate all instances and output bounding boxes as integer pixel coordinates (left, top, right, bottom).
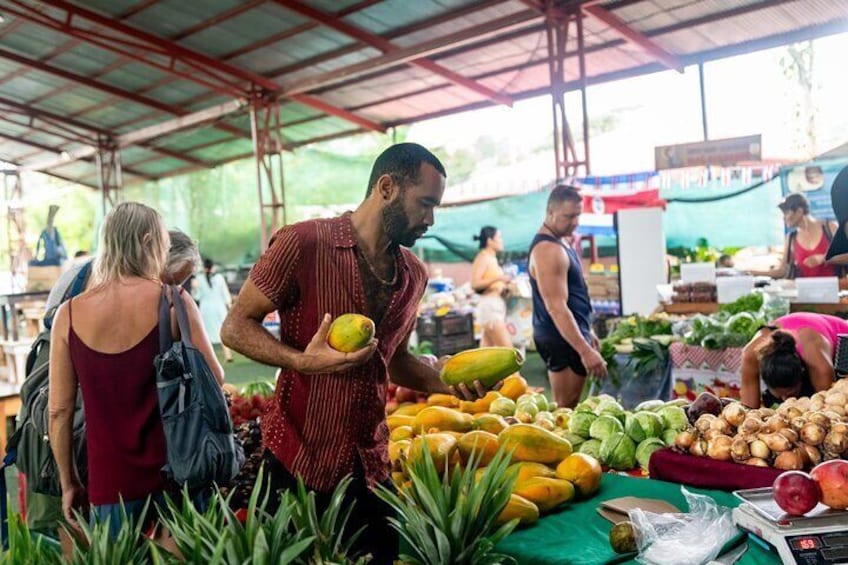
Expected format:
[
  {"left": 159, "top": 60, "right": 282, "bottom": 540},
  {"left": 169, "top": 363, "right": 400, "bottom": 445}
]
[
  {"left": 787, "top": 532, "right": 848, "bottom": 565},
  {"left": 791, "top": 537, "right": 821, "bottom": 551}
]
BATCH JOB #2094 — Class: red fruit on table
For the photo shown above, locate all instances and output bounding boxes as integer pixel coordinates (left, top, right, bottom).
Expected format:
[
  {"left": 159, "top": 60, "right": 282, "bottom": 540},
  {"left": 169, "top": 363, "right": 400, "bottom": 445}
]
[
  {"left": 772, "top": 471, "right": 822, "bottom": 516},
  {"left": 395, "top": 386, "right": 418, "bottom": 404},
  {"left": 810, "top": 460, "right": 848, "bottom": 510}
]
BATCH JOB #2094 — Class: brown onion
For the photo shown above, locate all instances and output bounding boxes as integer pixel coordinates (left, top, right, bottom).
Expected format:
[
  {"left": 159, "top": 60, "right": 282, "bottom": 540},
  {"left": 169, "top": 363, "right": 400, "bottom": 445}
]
[
  {"left": 808, "top": 412, "right": 831, "bottom": 428},
  {"left": 810, "top": 399, "right": 826, "bottom": 412},
  {"left": 791, "top": 417, "right": 808, "bottom": 433},
  {"left": 795, "top": 397, "right": 811, "bottom": 412},
  {"left": 832, "top": 422, "right": 848, "bottom": 435},
  {"left": 774, "top": 449, "right": 804, "bottom": 470},
  {"left": 747, "top": 409, "right": 764, "bottom": 421},
  {"left": 765, "top": 414, "right": 789, "bottom": 433},
  {"left": 722, "top": 403, "right": 748, "bottom": 428},
  {"left": 760, "top": 408, "right": 776, "bottom": 418},
  {"left": 822, "top": 449, "right": 841, "bottom": 461},
  {"left": 695, "top": 414, "right": 717, "bottom": 433},
  {"left": 707, "top": 435, "right": 733, "bottom": 461},
  {"left": 827, "top": 405, "right": 847, "bottom": 418},
  {"left": 801, "top": 443, "right": 822, "bottom": 467},
  {"left": 801, "top": 423, "right": 826, "bottom": 446},
  {"left": 731, "top": 437, "right": 751, "bottom": 463},
  {"left": 778, "top": 428, "right": 799, "bottom": 444},
  {"left": 759, "top": 432, "right": 792, "bottom": 452},
  {"left": 823, "top": 431, "right": 847, "bottom": 455},
  {"left": 703, "top": 429, "right": 723, "bottom": 442},
  {"left": 675, "top": 429, "right": 696, "bottom": 451},
  {"left": 709, "top": 417, "right": 733, "bottom": 435},
  {"left": 749, "top": 439, "right": 771, "bottom": 460},
  {"left": 823, "top": 410, "right": 843, "bottom": 423},
  {"left": 785, "top": 407, "right": 803, "bottom": 421},
  {"left": 689, "top": 437, "right": 708, "bottom": 457},
  {"left": 825, "top": 391, "right": 847, "bottom": 406},
  {"left": 745, "top": 457, "right": 770, "bottom": 467}
]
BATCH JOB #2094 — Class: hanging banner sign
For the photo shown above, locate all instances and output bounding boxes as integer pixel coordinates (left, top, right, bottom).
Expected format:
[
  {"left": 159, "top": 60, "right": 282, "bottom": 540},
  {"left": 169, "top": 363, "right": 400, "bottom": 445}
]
[
  {"left": 655, "top": 135, "right": 762, "bottom": 170},
  {"left": 581, "top": 188, "right": 665, "bottom": 215}
]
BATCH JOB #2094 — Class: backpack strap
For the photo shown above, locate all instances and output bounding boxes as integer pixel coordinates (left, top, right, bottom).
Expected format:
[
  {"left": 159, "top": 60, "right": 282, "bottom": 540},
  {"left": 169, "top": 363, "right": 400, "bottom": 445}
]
[
  {"left": 44, "top": 261, "right": 93, "bottom": 330},
  {"left": 786, "top": 231, "right": 798, "bottom": 280},
  {"left": 158, "top": 285, "right": 174, "bottom": 354},
  {"left": 170, "top": 286, "right": 193, "bottom": 346}
]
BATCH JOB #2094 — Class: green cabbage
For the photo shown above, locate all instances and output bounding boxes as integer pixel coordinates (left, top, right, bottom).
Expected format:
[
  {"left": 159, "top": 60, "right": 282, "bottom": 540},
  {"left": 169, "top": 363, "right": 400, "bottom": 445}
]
[
  {"left": 558, "top": 431, "right": 586, "bottom": 449},
  {"left": 578, "top": 438, "right": 602, "bottom": 459},
  {"left": 635, "top": 438, "right": 665, "bottom": 470},
  {"left": 634, "top": 399, "right": 664, "bottom": 412},
  {"left": 599, "top": 432, "right": 636, "bottom": 470},
  {"left": 568, "top": 411, "right": 598, "bottom": 439},
  {"left": 662, "top": 428, "right": 679, "bottom": 446},
  {"left": 659, "top": 405, "right": 689, "bottom": 432},
  {"left": 597, "top": 399, "right": 626, "bottom": 423},
  {"left": 634, "top": 411, "right": 664, "bottom": 438},
  {"left": 624, "top": 413, "right": 646, "bottom": 443},
  {"left": 589, "top": 415, "right": 624, "bottom": 441}
]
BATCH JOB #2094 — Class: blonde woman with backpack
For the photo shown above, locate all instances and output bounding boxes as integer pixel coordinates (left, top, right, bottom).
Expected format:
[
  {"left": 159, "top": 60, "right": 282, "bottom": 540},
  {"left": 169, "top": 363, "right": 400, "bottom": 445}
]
[{"left": 48, "top": 202, "right": 223, "bottom": 536}]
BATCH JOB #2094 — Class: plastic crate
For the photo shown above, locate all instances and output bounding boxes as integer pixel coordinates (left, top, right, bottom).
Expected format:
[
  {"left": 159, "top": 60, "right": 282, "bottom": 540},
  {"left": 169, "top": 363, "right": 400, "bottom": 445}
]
[
  {"left": 428, "top": 332, "right": 477, "bottom": 357},
  {"left": 416, "top": 313, "right": 473, "bottom": 338}
]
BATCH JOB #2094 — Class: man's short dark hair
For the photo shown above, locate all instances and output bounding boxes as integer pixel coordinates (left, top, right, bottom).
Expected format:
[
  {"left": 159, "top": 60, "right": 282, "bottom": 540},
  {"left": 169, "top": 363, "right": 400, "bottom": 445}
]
[
  {"left": 366, "top": 143, "right": 447, "bottom": 197},
  {"left": 547, "top": 184, "right": 582, "bottom": 210}
]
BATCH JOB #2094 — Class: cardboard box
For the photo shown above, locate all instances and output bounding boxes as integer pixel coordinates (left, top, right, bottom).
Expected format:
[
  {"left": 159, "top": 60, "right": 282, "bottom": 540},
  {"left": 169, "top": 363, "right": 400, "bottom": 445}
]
[{"left": 26, "top": 266, "right": 61, "bottom": 292}]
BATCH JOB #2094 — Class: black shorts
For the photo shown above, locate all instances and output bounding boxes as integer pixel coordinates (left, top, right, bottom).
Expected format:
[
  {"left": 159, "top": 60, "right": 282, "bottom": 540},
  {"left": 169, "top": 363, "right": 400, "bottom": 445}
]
[{"left": 534, "top": 334, "right": 588, "bottom": 376}]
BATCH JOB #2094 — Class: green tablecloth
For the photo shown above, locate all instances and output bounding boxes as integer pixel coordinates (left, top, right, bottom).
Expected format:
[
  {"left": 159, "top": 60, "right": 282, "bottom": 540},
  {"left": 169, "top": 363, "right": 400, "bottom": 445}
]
[{"left": 496, "top": 474, "right": 782, "bottom": 565}]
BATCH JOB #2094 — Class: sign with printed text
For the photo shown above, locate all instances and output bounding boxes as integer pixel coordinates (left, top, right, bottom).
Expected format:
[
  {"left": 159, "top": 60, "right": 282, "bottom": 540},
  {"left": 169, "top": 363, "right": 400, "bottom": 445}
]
[
  {"left": 655, "top": 135, "right": 762, "bottom": 170},
  {"left": 779, "top": 158, "right": 848, "bottom": 221}
]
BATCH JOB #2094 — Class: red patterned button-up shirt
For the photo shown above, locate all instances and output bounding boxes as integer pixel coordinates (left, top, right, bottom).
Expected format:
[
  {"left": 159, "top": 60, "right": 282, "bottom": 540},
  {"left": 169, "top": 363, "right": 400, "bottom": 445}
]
[{"left": 250, "top": 212, "right": 427, "bottom": 492}]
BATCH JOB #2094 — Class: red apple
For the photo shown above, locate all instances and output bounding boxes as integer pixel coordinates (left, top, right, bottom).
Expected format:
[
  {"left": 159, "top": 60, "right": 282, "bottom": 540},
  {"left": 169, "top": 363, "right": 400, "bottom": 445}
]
[
  {"left": 395, "top": 386, "right": 418, "bottom": 404},
  {"left": 810, "top": 460, "right": 848, "bottom": 510},
  {"left": 773, "top": 471, "right": 822, "bottom": 516}
]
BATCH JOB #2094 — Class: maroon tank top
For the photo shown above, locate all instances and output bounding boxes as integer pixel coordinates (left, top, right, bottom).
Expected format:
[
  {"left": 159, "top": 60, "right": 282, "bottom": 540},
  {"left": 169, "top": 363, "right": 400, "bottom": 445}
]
[{"left": 68, "top": 298, "right": 167, "bottom": 505}]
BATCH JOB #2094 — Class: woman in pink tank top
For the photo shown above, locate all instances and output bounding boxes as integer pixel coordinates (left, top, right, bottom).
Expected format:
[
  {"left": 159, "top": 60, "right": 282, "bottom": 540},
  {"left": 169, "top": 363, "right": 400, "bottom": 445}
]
[
  {"left": 48, "top": 202, "right": 224, "bottom": 536},
  {"left": 740, "top": 312, "right": 848, "bottom": 407}
]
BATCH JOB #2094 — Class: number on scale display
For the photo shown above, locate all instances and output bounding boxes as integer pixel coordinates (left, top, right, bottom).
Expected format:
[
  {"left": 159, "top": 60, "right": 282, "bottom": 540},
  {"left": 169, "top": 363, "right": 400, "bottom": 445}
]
[{"left": 791, "top": 537, "right": 821, "bottom": 551}]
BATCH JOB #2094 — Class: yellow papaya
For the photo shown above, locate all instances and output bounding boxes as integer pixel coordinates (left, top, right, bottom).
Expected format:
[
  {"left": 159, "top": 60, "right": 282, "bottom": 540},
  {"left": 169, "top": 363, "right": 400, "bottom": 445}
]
[
  {"left": 457, "top": 430, "right": 500, "bottom": 466},
  {"left": 393, "top": 402, "right": 428, "bottom": 417},
  {"left": 507, "top": 462, "right": 557, "bottom": 483},
  {"left": 388, "top": 440, "right": 410, "bottom": 464},
  {"left": 459, "top": 391, "right": 502, "bottom": 414},
  {"left": 390, "top": 425, "right": 414, "bottom": 442},
  {"left": 440, "top": 347, "right": 524, "bottom": 388},
  {"left": 500, "top": 374, "right": 529, "bottom": 401},
  {"left": 473, "top": 413, "right": 509, "bottom": 435},
  {"left": 413, "top": 406, "right": 474, "bottom": 433},
  {"left": 426, "top": 393, "right": 461, "bottom": 408},
  {"left": 513, "top": 477, "right": 575, "bottom": 512},
  {"left": 497, "top": 494, "right": 540, "bottom": 526},
  {"left": 556, "top": 453, "right": 602, "bottom": 498},
  {"left": 498, "top": 424, "right": 573, "bottom": 464},
  {"left": 327, "top": 313, "right": 375, "bottom": 352},
  {"left": 387, "top": 414, "right": 415, "bottom": 432},
  {"left": 407, "top": 433, "right": 458, "bottom": 469}
]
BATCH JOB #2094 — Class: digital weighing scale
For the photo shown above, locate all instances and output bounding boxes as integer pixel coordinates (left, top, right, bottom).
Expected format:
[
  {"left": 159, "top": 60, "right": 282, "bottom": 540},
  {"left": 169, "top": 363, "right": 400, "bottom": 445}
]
[{"left": 733, "top": 487, "right": 848, "bottom": 565}]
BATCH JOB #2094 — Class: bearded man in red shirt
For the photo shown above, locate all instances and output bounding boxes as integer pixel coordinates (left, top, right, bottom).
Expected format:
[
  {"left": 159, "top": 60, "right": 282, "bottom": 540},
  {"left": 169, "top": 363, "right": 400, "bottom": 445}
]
[{"left": 222, "top": 143, "right": 491, "bottom": 564}]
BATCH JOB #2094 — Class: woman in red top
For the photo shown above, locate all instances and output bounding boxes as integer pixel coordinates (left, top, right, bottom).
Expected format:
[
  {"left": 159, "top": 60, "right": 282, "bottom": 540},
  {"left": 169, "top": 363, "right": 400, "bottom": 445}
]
[
  {"left": 753, "top": 193, "right": 840, "bottom": 279},
  {"left": 49, "top": 202, "right": 224, "bottom": 534}
]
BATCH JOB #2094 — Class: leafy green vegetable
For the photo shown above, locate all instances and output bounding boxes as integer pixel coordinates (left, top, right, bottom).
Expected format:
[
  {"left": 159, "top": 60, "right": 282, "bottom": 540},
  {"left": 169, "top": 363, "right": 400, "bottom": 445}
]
[{"left": 718, "top": 293, "right": 764, "bottom": 316}]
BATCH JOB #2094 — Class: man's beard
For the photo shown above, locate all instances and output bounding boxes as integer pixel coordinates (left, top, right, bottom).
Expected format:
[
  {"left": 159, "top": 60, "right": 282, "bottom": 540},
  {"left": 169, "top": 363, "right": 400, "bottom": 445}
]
[{"left": 382, "top": 198, "right": 418, "bottom": 247}]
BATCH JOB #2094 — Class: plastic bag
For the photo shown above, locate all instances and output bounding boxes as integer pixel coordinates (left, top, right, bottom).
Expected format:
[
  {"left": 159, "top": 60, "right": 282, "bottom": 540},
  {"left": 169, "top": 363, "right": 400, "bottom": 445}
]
[{"left": 629, "top": 487, "right": 738, "bottom": 565}]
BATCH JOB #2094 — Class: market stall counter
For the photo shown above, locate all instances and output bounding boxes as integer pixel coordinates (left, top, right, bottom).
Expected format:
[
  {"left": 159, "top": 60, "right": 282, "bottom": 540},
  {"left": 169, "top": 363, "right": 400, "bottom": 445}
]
[{"left": 495, "top": 473, "right": 780, "bottom": 564}]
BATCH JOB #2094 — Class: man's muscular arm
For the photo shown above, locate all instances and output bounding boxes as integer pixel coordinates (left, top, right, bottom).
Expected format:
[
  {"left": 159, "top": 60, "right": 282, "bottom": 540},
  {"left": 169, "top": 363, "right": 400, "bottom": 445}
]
[{"left": 222, "top": 279, "right": 376, "bottom": 374}]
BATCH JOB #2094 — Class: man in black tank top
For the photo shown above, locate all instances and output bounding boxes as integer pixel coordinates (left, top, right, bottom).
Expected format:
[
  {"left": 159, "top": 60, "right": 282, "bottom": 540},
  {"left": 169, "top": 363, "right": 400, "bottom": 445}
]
[{"left": 529, "top": 185, "right": 607, "bottom": 408}]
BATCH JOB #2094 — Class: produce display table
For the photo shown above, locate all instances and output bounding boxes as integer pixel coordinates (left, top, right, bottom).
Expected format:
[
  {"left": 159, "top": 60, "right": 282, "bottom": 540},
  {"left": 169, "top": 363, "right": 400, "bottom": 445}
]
[{"left": 496, "top": 473, "right": 780, "bottom": 565}]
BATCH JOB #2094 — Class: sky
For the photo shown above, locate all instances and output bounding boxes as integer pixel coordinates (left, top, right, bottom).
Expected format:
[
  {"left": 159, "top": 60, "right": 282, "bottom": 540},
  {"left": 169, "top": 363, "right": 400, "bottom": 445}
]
[{"left": 403, "top": 31, "right": 848, "bottom": 177}]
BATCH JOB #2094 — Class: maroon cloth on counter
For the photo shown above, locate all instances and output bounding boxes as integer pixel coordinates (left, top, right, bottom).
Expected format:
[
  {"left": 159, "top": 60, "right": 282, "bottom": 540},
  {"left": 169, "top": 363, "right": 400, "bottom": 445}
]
[{"left": 649, "top": 447, "right": 782, "bottom": 491}]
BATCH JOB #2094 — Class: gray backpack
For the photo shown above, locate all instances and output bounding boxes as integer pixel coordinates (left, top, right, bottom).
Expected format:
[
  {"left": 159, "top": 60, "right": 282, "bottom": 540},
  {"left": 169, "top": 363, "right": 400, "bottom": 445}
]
[{"left": 155, "top": 286, "right": 244, "bottom": 489}]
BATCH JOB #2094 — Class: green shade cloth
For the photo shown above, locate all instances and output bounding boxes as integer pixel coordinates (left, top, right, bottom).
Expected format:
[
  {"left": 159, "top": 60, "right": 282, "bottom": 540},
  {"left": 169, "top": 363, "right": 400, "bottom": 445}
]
[{"left": 495, "top": 473, "right": 781, "bottom": 565}]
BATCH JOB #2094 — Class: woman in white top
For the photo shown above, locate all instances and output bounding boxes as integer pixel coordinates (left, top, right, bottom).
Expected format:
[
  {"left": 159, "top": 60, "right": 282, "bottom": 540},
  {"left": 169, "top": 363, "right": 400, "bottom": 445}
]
[
  {"left": 193, "top": 257, "right": 234, "bottom": 362},
  {"left": 471, "top": 226, "right": 512, "bottom": 347}
]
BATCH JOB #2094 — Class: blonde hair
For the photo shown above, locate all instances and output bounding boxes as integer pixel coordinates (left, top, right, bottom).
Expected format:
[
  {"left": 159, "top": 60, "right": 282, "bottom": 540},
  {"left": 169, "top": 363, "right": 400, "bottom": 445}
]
[{"left": 93, "top": 202, "right": 169, "bottom": 285}]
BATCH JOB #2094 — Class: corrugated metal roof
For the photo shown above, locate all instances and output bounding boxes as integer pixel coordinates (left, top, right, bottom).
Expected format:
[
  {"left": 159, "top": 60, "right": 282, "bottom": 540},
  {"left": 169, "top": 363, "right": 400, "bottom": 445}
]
[{"left": 0, "top": 0, "right": 846, "bottom": 187}]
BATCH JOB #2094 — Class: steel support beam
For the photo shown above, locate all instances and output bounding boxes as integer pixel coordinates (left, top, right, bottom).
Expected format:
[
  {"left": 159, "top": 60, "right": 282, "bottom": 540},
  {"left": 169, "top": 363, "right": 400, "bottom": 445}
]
[
  {"left": 582, "top": 4, "right": 683, "bottom": 72},
  {"left": 96, "top": 142, "right": 123, "bottom": 213},
  {"left": 545, "top": 5, "right": 588, "bottom": 180},
  {"left": 250, "top": 101, "right": 287, "bottom": 249},
  {"left": 273, "top": 0, "right": 513, "bottom": 106},
  {"left": 4, "top": 172, "right": 28, "bottom": 292},
  {"left": 698, "top": 62, "right": 709, "bottom": 141}
]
